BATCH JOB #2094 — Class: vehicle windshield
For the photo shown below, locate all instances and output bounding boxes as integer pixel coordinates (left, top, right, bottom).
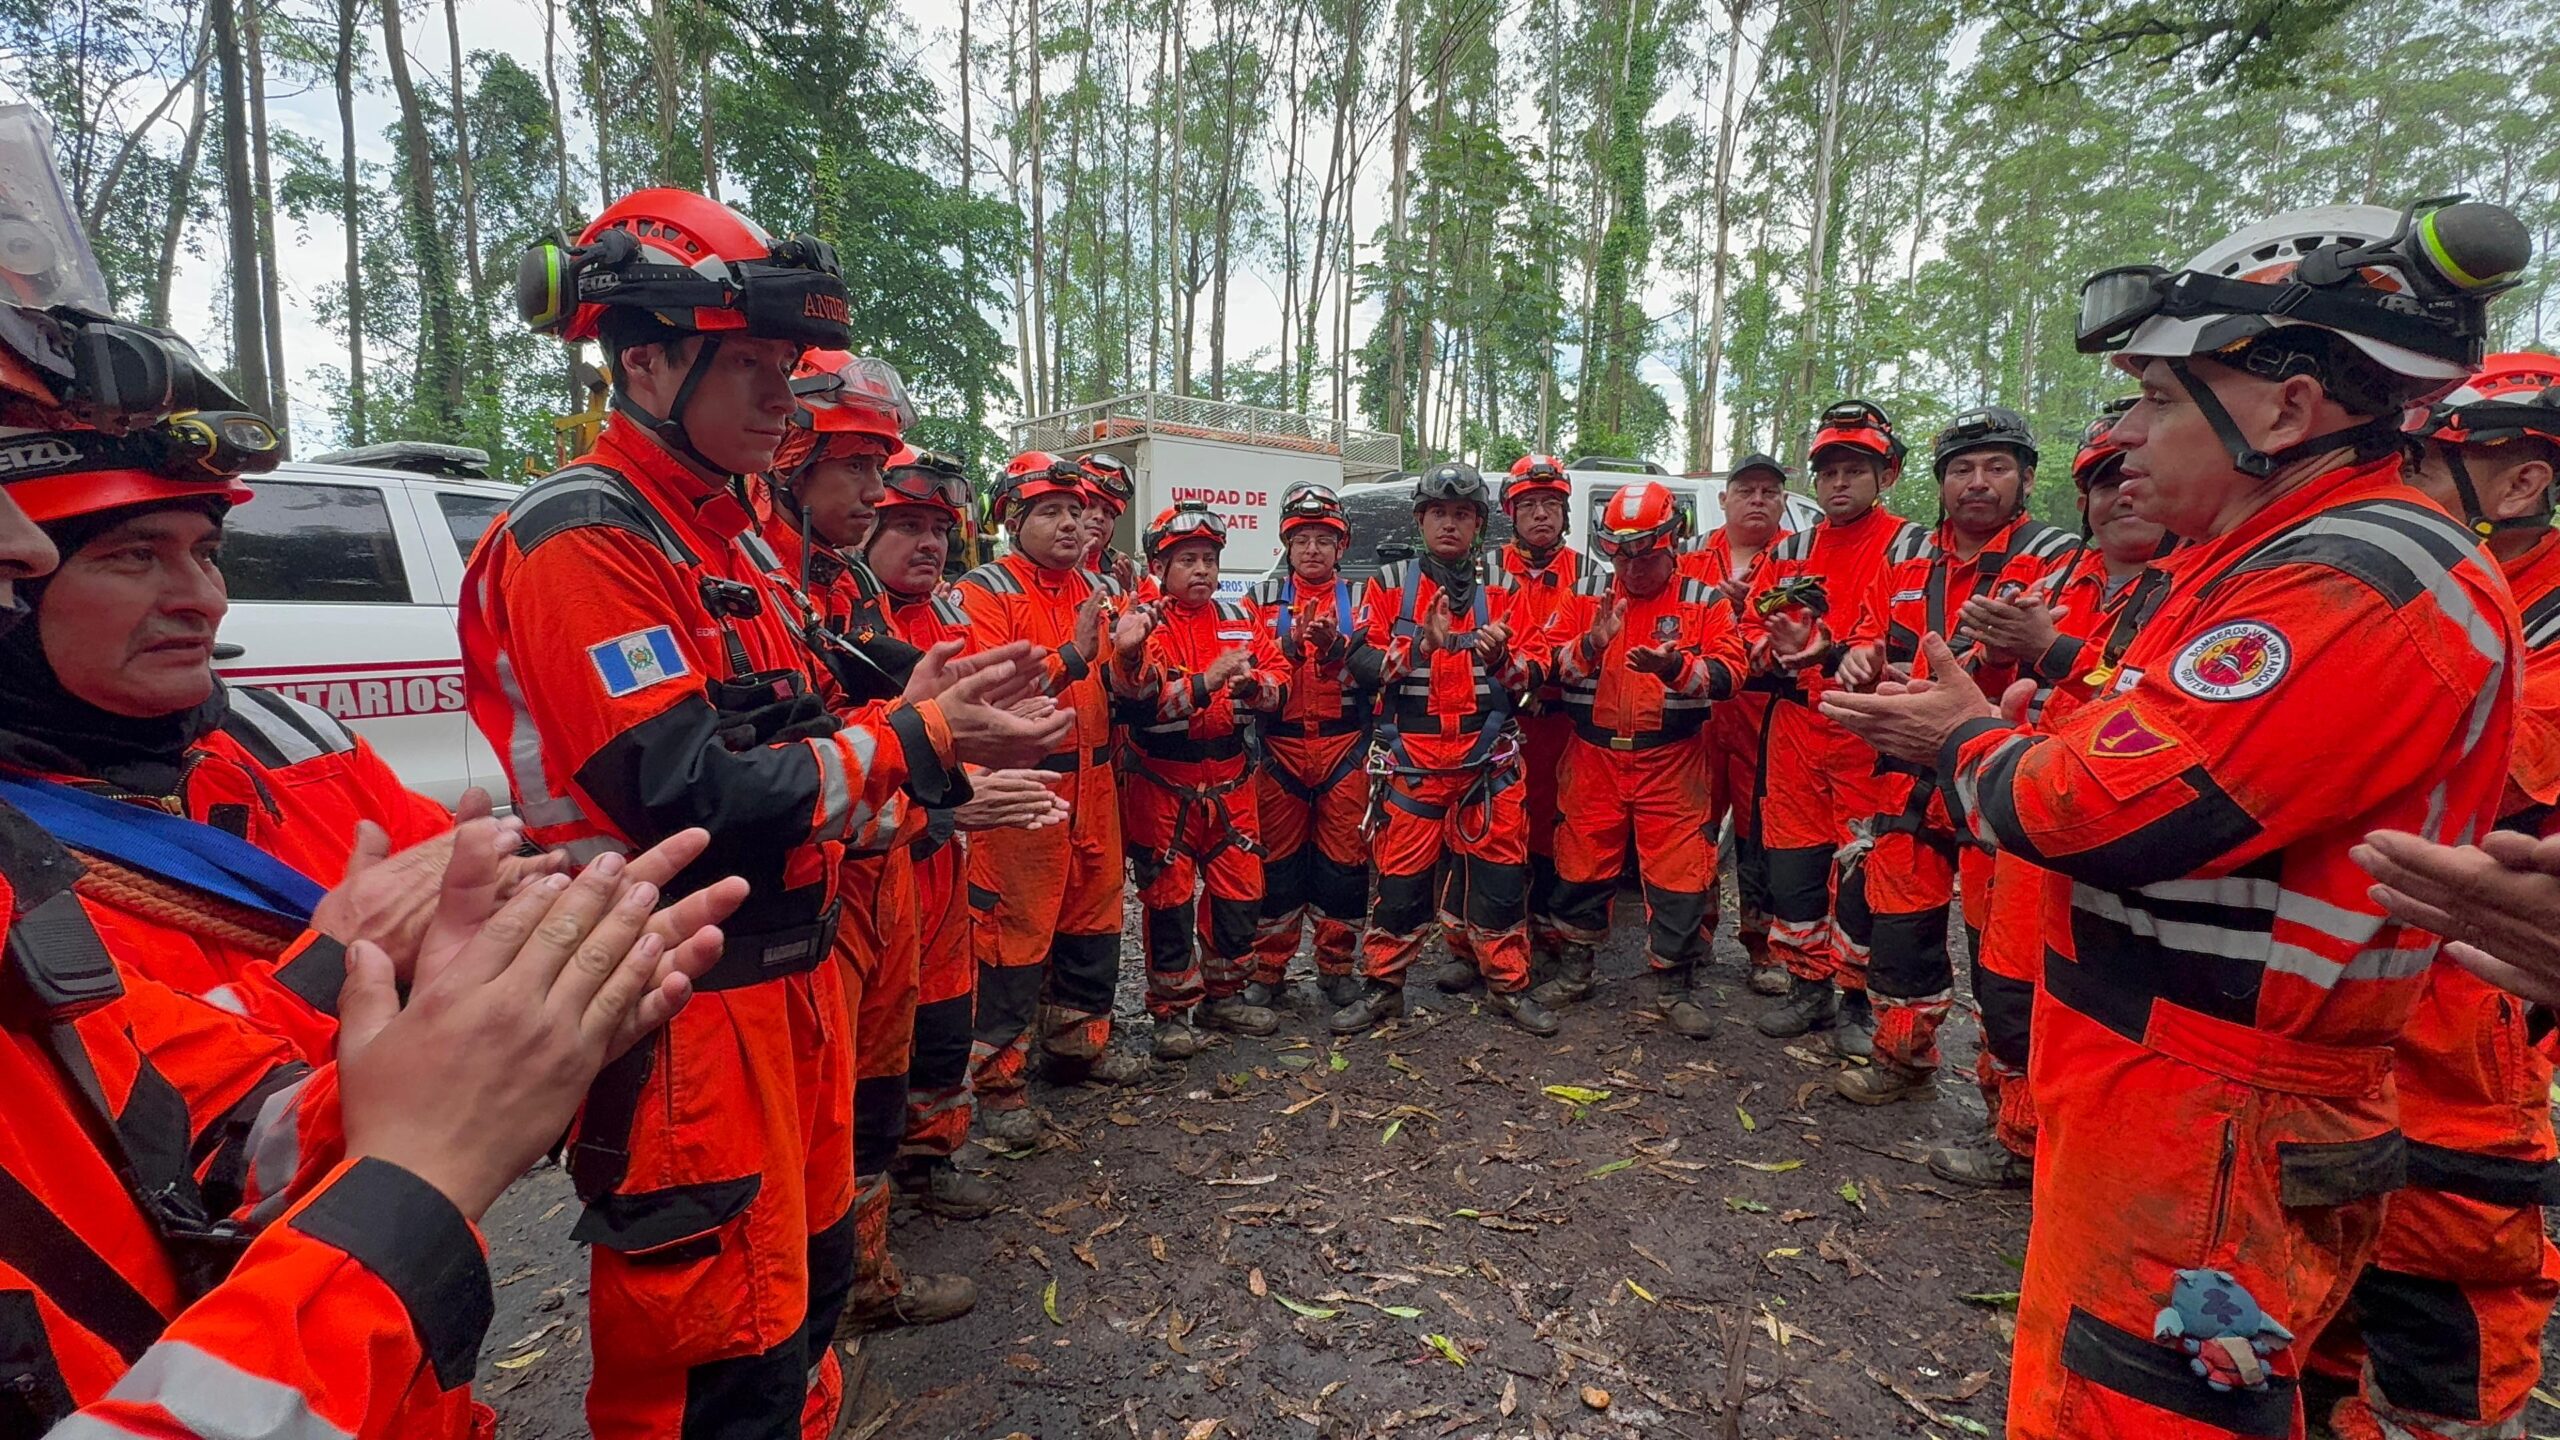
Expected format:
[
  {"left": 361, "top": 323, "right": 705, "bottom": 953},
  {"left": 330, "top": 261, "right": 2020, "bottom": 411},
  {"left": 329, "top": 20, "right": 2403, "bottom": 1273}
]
[{"left": 1336, "top": 482, "right": 1513, "bottom": 584}]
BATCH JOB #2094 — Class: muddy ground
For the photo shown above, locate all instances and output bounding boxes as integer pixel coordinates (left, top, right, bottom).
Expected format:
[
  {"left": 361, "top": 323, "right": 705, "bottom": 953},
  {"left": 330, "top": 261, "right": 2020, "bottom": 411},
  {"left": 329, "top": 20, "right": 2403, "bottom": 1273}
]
[{"left": 474, "top": 885, "right": 2053, "bottom": 1440}]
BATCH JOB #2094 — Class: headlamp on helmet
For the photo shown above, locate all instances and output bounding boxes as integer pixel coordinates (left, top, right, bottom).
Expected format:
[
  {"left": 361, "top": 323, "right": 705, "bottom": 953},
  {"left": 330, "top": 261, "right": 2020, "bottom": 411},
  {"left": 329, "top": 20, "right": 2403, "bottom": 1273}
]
[
  {"left": 988, "top": 450, "right": 1087, "bottom": 527},
  {"left": 880, "top": 446, "right": 972, "bottom": 515},
  {"left": 1079, "top": 453, "right": 1135, "bottom": 512},
  {"left": 1932, "top": 405, "right": 2038, "bottom": 478},
  {"left": 1809, "top": 400, "right": 1906, "bottom": 479},
  {"left": 2071, "top": 396, "right": 2139, "bottom": 491},
  {"left": 1413, "top": 461, "right": 1490, "bottom": 513}
]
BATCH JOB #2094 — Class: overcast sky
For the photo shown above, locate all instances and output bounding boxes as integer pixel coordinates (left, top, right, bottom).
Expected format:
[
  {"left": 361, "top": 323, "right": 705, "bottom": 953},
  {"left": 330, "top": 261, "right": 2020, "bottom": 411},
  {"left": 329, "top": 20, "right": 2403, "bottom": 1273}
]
[{"left": 30, "top": 0, "right": 1727, "bottom": 459}]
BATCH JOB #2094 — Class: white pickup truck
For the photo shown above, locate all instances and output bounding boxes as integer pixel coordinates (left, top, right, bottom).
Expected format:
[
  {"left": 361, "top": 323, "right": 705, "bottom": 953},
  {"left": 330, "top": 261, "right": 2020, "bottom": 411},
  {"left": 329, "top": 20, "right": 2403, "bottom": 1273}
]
[{"left": 212, "top": 448, "right": 518, "bottom": 807}]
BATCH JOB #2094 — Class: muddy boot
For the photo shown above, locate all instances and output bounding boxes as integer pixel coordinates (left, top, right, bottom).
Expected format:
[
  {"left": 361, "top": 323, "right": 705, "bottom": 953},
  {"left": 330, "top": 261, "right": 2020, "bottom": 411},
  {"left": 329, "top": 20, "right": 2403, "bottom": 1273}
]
[
  {"left": 1755, "top": 975, "right": 1839, "bottom": 1038},
  {"left": 1329, "top": 981, "right": 1405, "bottom": 1034},
  {"left": 1926, "top": 1136, "right": 2033, "bottom": 1190},
  {"left": 1829, "top": 990, "right": 1876, "bottom": 1060},
  {"left": 1082, "top": 1039, "right": 1156, "bottom": 1085},
  {"left": 978, "top": 1106, "right": 1040, "bottom": 1151},
  {"left": 1200, "top": 996, "right": 1280, "bottom": 1035},
  {"left": 1747, "top": 963, "right": 1790, "bottom": 996},
  {"left": 1430, "top": 956, "right": 1484, "bottom": 993},
  {"left": 1835, "top": 1059, "right": 1936, "bottom": 1105},
  {"left": 843, "top": 1271, "right": 978, "bottom": 1334},
  {"left": 1486, "top": 987, "right": 1562, "bottom": 1037},
  {"left": 1667, "top": 978, "right": 1716, "bottom": 1040},
  {"left": 1238, "top": 980, "right": 1279, "bottom": 1008},
  {"left": 1153, "top": 1019, "right": 1210, "bottom": 1061},
  {"left": 1529, "top": 943, "right": 1597, "bottom": 1009},
  {"left": 1319, "top": 972, "right": 1365, "bottom": 1009},
  {"left": 897, "top": 1159, "right": 999, "bottom": 1219}
]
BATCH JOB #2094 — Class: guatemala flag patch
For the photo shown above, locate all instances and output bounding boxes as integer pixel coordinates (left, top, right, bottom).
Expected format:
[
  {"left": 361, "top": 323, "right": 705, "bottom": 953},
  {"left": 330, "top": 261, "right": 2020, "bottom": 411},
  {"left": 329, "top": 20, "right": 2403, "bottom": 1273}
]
[{"left": 589, "top": 626, "right": 690, "bottom": 698}]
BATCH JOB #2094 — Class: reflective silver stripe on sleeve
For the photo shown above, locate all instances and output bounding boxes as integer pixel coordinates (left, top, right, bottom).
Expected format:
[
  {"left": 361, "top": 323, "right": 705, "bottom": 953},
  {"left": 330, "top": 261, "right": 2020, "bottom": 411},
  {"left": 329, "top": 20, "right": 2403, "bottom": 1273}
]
[
  {"left": 245, "top": 1074, "right": 316, "bottom": 1223},
  {"left": 812, "top": 735, "right": 856, "bottom": 843},
  {"left": 45, "top": 1340, "right": 356, "bottom": 1440},
  {"left": 2271, "top": 888, "right": 2385, "bottom": 951},
  {"left": 2266, "top": 941, "right": 2439, "bottom": 989},
  {"left": 2070, "top": 883, "right": 2270, "bottom": 962}
]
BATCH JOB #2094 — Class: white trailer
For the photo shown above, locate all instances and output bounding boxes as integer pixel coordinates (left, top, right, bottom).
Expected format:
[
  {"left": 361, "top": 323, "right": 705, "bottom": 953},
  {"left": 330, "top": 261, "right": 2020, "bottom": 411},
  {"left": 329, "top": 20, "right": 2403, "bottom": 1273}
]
[{"left": 1011, "top": 393, "right": 1403, "bottom": 595}]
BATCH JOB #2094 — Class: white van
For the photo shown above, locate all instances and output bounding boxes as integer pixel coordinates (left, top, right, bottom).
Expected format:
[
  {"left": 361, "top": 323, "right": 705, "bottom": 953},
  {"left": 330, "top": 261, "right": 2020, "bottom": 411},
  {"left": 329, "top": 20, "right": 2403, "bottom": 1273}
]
[
  {"left": 1335, "top": 458, "right": 1825, "bottom": 580},
  {"left": 212, "top": 449, "right": 519, "bottom": 807}
]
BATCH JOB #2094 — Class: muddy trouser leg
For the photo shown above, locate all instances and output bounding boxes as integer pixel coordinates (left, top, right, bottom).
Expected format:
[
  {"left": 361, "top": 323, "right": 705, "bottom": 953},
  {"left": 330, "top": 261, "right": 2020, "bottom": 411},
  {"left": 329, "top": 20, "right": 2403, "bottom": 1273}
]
[
  {"left": 1312, "top": 758, "right": 1373, "bottom": 975},
  {"left": 1549, "top": 738, "right": 1629, "bottom": 962},
  {"left": 967, "top": 810, "right": 1071, "bottom": 1117},
  {"left": 1862, "top": 828, "right": 1957, "bottom": 1076},
  {"left": 1198, "top": 783, "right": 1266, "bottom": 1000},
  {"left": 2008, "top": 994, "right": 2393, "bottom": 1440},
  {"left": 839, "top": 853, "right": 921, "bottom": 1310},
  {"left": 582, "top": 970, "right": 856, "bottom": 1440},
  {"left": 1759, "top": 702, "right": 1842, "bottom": 983},
  {"left": 1128, "top": 771, "right": 1203, "bottom": 1020},
  {"left": 902, "top": 841, "right": 976, "bottom": 1166},
  {"left": 1521, "top": 709, "right": 1572, "bottom": 958},
  {"left": 1973, "top": 848, "right": 2047, "bottom": 1157},
  {"left": 1456, "top": 769, "right": 1532, "bottom": 993},
  {"left": 1038, "top": 764, "right": 1126, "bottom": 1065},
  {"left": 2325, "top": 1201, "right": 2560, "bottom": 1440},
  {"left": 1631, "top": 738, "right": 1715, "bottom": 973},
  {"left": 1436, "top": 854, "right": 1477, "bottom": 968},
  {"left": 1251, "top": 764, "right": 1316, "bottom": 984},
  {"left": 1361, "top": 768, "right": 1459, "bottom": 987}
]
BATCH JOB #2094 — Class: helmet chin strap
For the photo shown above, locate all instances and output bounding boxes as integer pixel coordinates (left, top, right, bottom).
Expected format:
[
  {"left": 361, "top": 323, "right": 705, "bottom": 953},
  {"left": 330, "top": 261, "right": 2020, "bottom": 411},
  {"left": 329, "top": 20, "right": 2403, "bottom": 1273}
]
[
  {"left": 2439, "top": 443, "right": 2556, "bottom": 539},
  {"left": 2166, "top": 358, "right": 2400, "bottom": 481},
  {"left": 612, "top": 334, "right": 731, "bottom": 478}
]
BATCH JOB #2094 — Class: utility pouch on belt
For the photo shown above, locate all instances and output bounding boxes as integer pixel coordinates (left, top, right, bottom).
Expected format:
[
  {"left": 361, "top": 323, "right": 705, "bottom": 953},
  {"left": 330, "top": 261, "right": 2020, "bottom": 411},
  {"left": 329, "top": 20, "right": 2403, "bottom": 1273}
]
[{"left": 708, "top": 669, "right": 837, "bottom": 750}]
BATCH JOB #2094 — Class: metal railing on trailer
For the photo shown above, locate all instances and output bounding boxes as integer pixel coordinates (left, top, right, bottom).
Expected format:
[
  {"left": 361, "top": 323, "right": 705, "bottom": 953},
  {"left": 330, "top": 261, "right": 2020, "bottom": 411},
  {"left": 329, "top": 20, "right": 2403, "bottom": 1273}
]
[{"left": 1009, "top": 392, "right": 1403, "bottom": 482}]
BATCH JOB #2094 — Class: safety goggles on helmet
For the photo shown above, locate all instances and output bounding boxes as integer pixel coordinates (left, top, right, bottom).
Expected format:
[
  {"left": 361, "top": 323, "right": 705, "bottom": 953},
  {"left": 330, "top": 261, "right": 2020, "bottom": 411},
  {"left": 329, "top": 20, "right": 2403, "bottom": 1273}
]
[
  {"left": 0, "top": 414, "right": 270, "bottom": 524},
  {"left": 2076, "top": 265, "right": 2488, "bottom": 371},
  {"left": 1932, "top": 405, "right": 2038, "bottom": 476},
  {"left": 1503, "top": 453, "right": 1570, "bottom": 509},
  {"left": 1590, "top": 482, "right": 1682, "bottom": 560},
  {"left": 1279, "top": 481, "right": 1348, "bottom": 537},
  {"left": 881, "top": 447, "right": 971, "bottom": 514},
  {"left": 789, "top": 352, "right": 914, "bottom": 445},
  {"left": 1079, "top": 453, "right": 1135, "bottom": 511},
  {"left": 1144, "top": 500, "right": 1228, "bottom": 558},
  {"left": 1413, "top": 461, "right": 1489, "bottom": 510},
  {"left": 988, "top": 451, "right": 1087, "bottom": 526},
  {"left": 2070, "top": 397, "right": 2138, "bottom": 491}
]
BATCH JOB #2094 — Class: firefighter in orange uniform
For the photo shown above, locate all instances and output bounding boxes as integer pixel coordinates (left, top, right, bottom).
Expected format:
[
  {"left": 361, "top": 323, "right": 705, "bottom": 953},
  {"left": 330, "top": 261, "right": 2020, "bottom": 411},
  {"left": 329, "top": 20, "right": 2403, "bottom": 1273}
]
[
  {"left": 1827, "top": 197, "right": 2528, "bottom": 1439},
  {"left": 1497, "top": 455, "right": 1583, "bottom": 970},
  {"left": 755, "top": 354, "right": 985, "bottom": 1332},
  {"left": 1740, "top": 403, "right": 1922, "bottom": 1051},
  {"left": 1679, "top": 454, "right": 1793, "bottom": 994},
  {"left": 955, "top": 453, "right": 1156, "bottom": 1151},
  {"left": 1113, "top": 503, "right": 1288, "bottom": 1057},
  {"left": 1831, "top": 407, "right": 2078, "bottom": 1103},
  {"left": 1923, "top": 400, "right": 2171, "bottom": 1188},
  {"left": 1247, "top": 483, "right": 1374, "bottom": 1011},
  {"left": 2302, "top": 352, "right": 2560, "bottom": 1440},
  {"left": 1331, "top": 462, "right": 1560, "bottom": 1038},
  {"left": 463, "top": 190, "right": 1040, "bottom": 1439},
  {"left": 864, "top": 449, "right": 1027, "bottom": 1220},
  {"left": 1079, "top": 451, "right": 1147, "bottom": 597},
  {"left": 1541, "top": 483, "right": 1746, "bottom": 1030}
]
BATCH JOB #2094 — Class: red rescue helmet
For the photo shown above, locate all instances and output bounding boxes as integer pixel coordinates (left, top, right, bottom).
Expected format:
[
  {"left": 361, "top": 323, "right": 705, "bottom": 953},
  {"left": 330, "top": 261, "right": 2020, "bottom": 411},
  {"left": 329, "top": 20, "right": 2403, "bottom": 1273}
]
[
  {"left": 770, "top": 350, "right": 912, "bottom": 478},
  {"left": 1079, "top": 453, "right": 1136, "bottom": 515},
  {"left": 2071, "top": 398, "right": 2138, "bottom": 492},
  {"left": 1809, "top": 399, "right": 1906, "bottom": 483},
  {"left": 517, "top": 188, "right": 850, "bottom": 352},
  {"left": 1, "top": 414, "right": 264, "bottom": 528},
  {"left": 1503, "top": 453, "right": 1571, "bottom": 510},
  {"left": 988, "top": 450, "right": 1087, "bottom": 527},
  {"left": 1278, "top": 480, "right": 1349, "bottom": 540},
  {"left": 2407, "top": 351, "right": 2560, "bottom": 536},
  {"left": 1143, "top": 500, "right": 1228, "bottom": 560},
  {"left": 876, "top": 445, "right": 971, "bottom": 522},
  {"left": 1591, "top": 481, "right": 1684, "bottom": 561}
]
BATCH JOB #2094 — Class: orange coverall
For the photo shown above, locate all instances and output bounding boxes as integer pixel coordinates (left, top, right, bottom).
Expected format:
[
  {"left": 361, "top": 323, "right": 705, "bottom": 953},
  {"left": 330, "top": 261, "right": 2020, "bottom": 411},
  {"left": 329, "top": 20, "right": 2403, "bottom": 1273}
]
[
  {"left": 1114, "top": 596, "right": 1287, "bottom": 1015},
  {"left": 1348, "top": 553, "right": 1554, "bottom": 993},
  {"left": 2309, "top": 527, "right": 2560, "bottom": 1440},
  {"left": 949, "top": 554, "right": 1126, "bottom": 1111},
  {"left": 1543, "top": 569, "right": 1745, "bottom": 971},
  {"left": 1246, "top": 573, "right": 1373, "bottom": 985},
  {"left": 1499, "top": 543, "right": 1583, "bottom": 959},
  {"left": 1738, "top": 504, "right": 1921, "bottom": 993},
  {"left": 1680, "top": 528, "right": 1778, "bottom": 964},
  {"left": 1851, "top": 513, "right": 2079, "bottom": 1076},
  {"left": 0, "top": 801, "right": 489, "bottom": 1440},
  {"left": 461, "top": 419, "right": 958, "bottom": 1440},
  {"left": 1942, "top": 460, "right": 2517, "bottom": 1439}
]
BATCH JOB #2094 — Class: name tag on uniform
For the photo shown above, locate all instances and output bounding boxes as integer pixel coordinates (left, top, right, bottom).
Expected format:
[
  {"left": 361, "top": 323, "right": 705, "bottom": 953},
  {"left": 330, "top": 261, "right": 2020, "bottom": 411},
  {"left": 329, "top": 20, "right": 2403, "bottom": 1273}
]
[
  {"left": 590, "top": 626, "right": 691, "bottom": 698},
  {"left": 1219, "top": 629, "right": 1253, "bottom": 644},
  {"left": 1891, "top": 589, "right": 1925, "bottom": 603}
]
